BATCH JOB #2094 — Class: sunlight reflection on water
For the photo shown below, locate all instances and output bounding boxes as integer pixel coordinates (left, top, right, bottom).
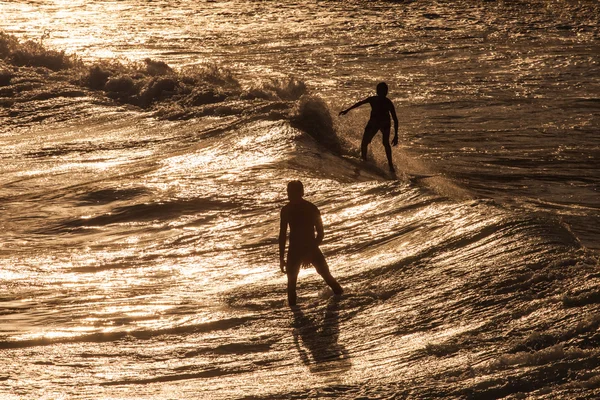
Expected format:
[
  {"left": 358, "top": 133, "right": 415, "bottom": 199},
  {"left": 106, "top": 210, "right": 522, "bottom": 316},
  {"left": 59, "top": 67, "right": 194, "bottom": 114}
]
[{"left": 0, "top": 0, "right": 598, "bottom": 398}]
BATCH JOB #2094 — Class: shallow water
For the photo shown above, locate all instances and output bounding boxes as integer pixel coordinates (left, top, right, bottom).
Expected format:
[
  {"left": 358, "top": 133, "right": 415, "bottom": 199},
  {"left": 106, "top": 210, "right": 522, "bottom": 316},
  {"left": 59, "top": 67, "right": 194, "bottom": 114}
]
[{"left": 1, "top": 0, "right": 599, "bottom": 399}]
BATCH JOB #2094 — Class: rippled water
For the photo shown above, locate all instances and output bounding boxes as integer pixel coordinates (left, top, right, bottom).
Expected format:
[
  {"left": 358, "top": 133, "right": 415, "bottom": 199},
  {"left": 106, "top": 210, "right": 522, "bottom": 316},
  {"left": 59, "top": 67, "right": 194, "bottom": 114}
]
[{"left": 1, "top": 1, "right": 599, "bottom": 399}]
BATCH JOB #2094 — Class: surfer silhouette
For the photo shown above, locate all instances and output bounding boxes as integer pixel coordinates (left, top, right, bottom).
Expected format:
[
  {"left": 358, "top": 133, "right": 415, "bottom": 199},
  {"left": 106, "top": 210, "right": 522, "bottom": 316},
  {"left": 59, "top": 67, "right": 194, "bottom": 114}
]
[
  {"left": 339, "top": 82, "right": 399, "bottom": 173},
  {"left": 279, "top": 180, "right": 343, "bottom": 307}
]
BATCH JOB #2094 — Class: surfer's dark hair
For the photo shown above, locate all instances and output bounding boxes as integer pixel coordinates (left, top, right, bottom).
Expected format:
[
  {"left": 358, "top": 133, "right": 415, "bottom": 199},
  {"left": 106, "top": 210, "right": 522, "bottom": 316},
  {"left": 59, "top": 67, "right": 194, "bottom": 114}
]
[
  {"left": 376, "top": 82, "right": 388, "bottom": 97},
  {"left": 287, "top": 180, "right": 304, "bottom": 199}
]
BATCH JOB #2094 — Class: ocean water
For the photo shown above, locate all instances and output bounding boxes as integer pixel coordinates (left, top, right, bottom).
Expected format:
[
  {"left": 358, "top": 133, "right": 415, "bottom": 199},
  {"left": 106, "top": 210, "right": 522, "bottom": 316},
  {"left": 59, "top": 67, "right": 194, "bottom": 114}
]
[{"left": 0, "top": 0, "right": 599, "bottom": 399}]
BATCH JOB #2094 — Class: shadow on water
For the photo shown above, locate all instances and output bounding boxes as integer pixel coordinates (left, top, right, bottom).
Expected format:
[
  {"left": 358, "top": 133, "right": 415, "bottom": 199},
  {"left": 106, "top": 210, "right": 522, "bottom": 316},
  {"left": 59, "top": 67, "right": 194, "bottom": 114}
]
[{"left": 292, "top": 297, "right": 352, "bottom": 375}]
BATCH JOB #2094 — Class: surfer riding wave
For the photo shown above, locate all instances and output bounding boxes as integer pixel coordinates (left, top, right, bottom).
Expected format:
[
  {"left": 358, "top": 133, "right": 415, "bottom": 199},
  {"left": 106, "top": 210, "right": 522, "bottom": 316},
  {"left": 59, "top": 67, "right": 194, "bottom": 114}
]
[{"left": 339, "top": 82, "right": 399, "bottom": 173}]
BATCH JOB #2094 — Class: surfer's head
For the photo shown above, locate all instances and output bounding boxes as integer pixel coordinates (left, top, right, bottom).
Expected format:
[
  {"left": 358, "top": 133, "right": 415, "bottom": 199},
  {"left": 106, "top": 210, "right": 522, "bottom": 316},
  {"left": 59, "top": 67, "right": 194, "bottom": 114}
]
[
  {"left": 287, "top": 180, "right": 304, "bottom": 201},
  {"left": 376, "top": 82, "right": 388, "bottom": 97}
]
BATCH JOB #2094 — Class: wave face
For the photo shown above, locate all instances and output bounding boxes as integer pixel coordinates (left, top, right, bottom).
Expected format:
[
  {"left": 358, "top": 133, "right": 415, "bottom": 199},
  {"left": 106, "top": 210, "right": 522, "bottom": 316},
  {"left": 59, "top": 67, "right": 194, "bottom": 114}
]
[{"left": 1, "top": 1, "right": 599, "bottom": 399}]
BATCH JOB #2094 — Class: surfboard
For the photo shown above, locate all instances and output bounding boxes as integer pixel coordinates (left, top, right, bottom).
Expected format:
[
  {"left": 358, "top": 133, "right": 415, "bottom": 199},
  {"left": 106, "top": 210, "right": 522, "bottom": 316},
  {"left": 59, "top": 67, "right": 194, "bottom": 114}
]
[
  {"left": 341, "top": 155, "right": 397, "bottom": 180},
  {"left": 406, "top": 173, "right": 437, "bottom": 181}
]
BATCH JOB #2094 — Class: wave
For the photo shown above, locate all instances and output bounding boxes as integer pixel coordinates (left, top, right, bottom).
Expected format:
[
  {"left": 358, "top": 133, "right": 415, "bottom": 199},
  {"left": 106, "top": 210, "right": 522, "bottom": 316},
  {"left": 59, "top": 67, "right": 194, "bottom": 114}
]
[
  {"left": 2, "top": 75, "right": 599, "bottom": 400},
  {"left": 290, "top": 95, "right": 343, "bottom": 154},
  {"left": 2, "top": 2, "right": 600, "bottom": 397},
  {"left": 0, "top": 30, "right": 432, "bottom": 183},
  {"left": 65, "top": 197, "right": 240, "bottom": 228},
  {"left": 0, "top": 30, "right": 314, "bottom": 126},
  {"left": 1, "top": 29, "right": 382, "bottom": 188},
  {"left": 0, "top": 317, "right": 252, "bottom": 349},
  {"left": 0, "top": 31, "right": 75, "bottom": 71}
]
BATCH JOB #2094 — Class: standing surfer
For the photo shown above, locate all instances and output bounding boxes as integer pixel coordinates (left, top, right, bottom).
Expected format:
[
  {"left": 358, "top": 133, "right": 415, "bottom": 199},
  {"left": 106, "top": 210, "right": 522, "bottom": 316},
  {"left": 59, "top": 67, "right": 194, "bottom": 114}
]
[
  {"left": 279, "top": 180, "right": 343, "bottom": 307},
  {"left": 339, "top": 82, "right": 399, "bottom": 173}
]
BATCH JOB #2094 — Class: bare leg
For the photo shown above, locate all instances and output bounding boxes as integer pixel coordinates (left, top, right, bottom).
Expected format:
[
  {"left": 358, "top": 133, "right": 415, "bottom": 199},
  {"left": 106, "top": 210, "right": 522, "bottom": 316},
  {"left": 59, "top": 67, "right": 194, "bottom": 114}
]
[
  {"left": 360, "top": 136, "right": 369, "bottom": 161},
  {"left": 361, "top": 124, "right": 379, "bottom": 161},
  {"left": 286, "top": 259, "right": 301, "bottom": 307},
  {"left": 382, "top": 127, "right": 394, "bottom": 172},
  {"left": 361, "top": 137, "right": 369, "bottom": 161},
  {"left": 312, "top": 249, "right": 343, "bottom": 295},
  {"left": 384, "top": 143, "right": 394, "bottom": 172}
]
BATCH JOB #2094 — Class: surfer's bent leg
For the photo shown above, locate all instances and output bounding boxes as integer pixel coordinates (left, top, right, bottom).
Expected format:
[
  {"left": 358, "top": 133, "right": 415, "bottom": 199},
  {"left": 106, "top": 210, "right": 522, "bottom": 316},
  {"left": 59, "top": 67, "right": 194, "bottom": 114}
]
[
  {"left": 312, "top": 248, "right": 343, "bottom": 295},
  {"left": 381, "top": 125, "right": 394, "bottom": 172},
  {"left": 286, "top": 255, "right": 302, "bottom": 307},
  {"left": 361, "top": 122, "right": 379, "bottom": 161}
]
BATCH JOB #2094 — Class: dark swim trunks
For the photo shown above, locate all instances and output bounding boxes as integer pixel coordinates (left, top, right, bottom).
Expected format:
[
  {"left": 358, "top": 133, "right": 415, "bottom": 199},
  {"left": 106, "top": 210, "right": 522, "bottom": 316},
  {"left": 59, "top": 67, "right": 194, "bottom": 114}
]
[
  {"left": 287, "top": 244, "right": 322, "bottom": 270},
  {"left": 363, "top": 120, "right": 391, "bottom": 144},
  {"left": 281, "top": 199, "right": 328, "bottom": 273}
]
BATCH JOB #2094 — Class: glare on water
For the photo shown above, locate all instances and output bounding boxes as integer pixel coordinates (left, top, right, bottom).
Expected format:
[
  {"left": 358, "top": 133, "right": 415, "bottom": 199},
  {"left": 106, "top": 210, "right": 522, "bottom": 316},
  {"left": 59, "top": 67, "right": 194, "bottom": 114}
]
[{"left": 0, "top": 0, "right": 599, "bottom": 398}]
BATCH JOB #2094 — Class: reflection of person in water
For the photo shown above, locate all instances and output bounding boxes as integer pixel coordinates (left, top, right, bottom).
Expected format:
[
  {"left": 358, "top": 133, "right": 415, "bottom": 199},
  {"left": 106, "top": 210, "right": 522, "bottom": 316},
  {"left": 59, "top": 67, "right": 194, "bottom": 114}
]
[
  {"left": 339, "top": 82, "right": 399, "bottom": 173},
  {"left": 279, "top": 180, "right": 343, "bottom": 307},
  {"left": 292, "top": 297, "right": 351, "bottom": 374}
]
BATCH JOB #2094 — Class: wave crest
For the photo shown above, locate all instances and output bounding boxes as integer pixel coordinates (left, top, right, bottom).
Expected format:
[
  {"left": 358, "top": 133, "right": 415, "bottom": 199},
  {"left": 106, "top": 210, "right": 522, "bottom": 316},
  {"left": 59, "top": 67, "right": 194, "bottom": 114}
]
[
  {"left": 291, "top": 95, "right": 342, "bottom": 154},
  {"left": 0, "top": 31, "right": 76, "bottom": 71},
  {"left": 0, "top": 30, "right": 312, "bottom": 122},
  {"left": 242, "top": 77, "right": 306, "bottom": 101}
]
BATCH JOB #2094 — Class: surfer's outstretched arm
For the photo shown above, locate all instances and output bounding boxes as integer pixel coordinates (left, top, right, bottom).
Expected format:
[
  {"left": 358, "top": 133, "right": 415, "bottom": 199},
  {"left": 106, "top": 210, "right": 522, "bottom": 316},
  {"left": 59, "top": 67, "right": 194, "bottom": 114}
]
[
  {"left": 279, "top": 209, "right": 288, "bottom": 273},
  {"left": 339, "top": 98, "right": 369, "bottom": 116}
]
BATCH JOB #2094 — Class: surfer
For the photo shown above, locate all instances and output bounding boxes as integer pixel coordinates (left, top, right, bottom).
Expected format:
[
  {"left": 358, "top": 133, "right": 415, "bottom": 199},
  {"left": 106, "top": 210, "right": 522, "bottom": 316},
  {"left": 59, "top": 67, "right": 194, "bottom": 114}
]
[
  {"left": 339, "top": 82, "right": 399, "bottom": 173},
  {"left": 279, "top": 180, "right": 343, "bottom": 307}
]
